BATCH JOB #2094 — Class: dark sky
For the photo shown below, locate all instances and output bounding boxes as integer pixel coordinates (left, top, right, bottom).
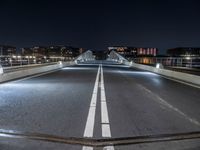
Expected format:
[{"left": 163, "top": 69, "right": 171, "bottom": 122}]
[{"left": 0, "top": 0, "right": 200, "bottom": 54}]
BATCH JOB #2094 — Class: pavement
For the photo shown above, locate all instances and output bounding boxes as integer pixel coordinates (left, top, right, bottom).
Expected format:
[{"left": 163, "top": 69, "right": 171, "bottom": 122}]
[{"left": 0, "top": 61, "right": 200, "bottom": 150}]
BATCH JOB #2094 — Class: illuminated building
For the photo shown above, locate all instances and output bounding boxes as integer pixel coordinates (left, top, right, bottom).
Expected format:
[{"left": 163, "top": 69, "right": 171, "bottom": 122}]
[
  {"left": 0, "top": 45, "right": 16, "bottom": 56},
  {"left": 21, "top": 46, "right": 83, "bottom": 62},
  {"left": 137, "top": 48, "right": 158, "bottom": 56},
  {"left": 167, "top": 47, "right": 200, "bottom": 57},
  {"left": 108, "top": 46, "right": 137, "bottom": 60},
  {"left": 108, "top": 46, "right": 158, "bottom": 60},
  {"left": 0, "top": 45, "right": 16, "bottom": 66}
]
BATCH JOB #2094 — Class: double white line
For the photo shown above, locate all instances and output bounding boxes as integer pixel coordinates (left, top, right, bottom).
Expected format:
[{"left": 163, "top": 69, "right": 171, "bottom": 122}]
[{"left": 82, "top": 65, "right": 114, "bottom": 150}]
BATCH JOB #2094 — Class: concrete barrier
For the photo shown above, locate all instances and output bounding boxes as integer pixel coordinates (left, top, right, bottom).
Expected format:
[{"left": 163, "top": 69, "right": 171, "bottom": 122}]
[
  {"left": 130, "top": 62, "right": 200, "bottom": 86},
  {"left": 3, "top": 62, "right": 57, "bottom": 70},
  {"left": 0, "top": 61, "right": 75, "bottom": 83}
]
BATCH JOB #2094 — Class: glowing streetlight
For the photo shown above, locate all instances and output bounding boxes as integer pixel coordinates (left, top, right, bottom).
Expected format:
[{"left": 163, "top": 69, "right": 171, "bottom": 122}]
[
  {"left": 156, "top": 63, "right": 163, "bottom": 69},
  {"left": 186, "top": 56, "right": 191, "bottom": 60},
  {"left": 0, "top": 64, "right": 3, "bottom": 75}
]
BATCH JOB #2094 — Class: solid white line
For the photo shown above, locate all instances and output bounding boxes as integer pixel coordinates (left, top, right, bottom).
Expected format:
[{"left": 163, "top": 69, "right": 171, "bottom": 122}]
[
  {"left": 103, "top": 146, "right": 115, "bottom": 150},
  {"left": 102, "top": 124, "right": 111, "bottom": 137},
  {"left": 137, "top": 84, "right": 200, "bottom": 126},
  {"left": 83, "top": 65, "right": 100, "bottom": 137},
  {"left": 101, "top": 102, "right": 109, "bottom": 124},
  {"left": 160, "top": 75, "right": 200, "bottom": 89},
  {"left": 100, "top": 65, "right": 115, "bottom": 149},
  {"left": 82, "top": 146, "right": 93, "bottom": 150},
  {"left": 83, "top": 107, "right": 96, "bottom": 137},
  {"left": 82, "top": 65, "right": 100, "bottom": 150}
]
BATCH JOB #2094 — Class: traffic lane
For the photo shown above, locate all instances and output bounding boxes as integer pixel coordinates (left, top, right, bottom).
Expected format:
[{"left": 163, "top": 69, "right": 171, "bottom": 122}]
[
  {"left": 104, "top": 65, "right": 200, "bottom": 122},
  {"left": 0, "top": 137, "right": 82, "bottom": 150},
  {"left": 102, "top": 139, "right": 200, "bottom": 150},
  {"left": 0, "top": 65, "right": 98, "bottom": 138},
  {"left": 102, "top": 65, "right": 200, "bottom": 139},
  {"left": 119, "top": 66, "right": 200, "bottom": 122}
]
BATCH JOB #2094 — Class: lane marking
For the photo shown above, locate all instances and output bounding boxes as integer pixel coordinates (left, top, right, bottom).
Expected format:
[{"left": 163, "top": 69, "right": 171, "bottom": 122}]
[
  {"left": 103, "top": 146, "right": 115, "bottom": 150},
  {"left": 82, "top": 146, "right": 93, "bottom": 150},
  {"left": 83, "top": 107, "right": 96, "bottom": 137},
  {"left": 159, "top": 75, "right": 200, "bottom": 89},
  {"left": 82, "top": 65, "right": 100, "bottom": 150},
  {"left": 137, "top": 84, "right": 200, "bottom": 127},
  {"left": 100, "top": 64, "right": 115, "bottom": 150},
  {"left": 101, "top": 102, "right": 109, "bottom": 124},
  {"left": 102, "top": 124, "right": 111, "bottom": 137}
]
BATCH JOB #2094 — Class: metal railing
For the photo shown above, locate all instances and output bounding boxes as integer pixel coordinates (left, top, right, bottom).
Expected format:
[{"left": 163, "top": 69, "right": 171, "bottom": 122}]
[
  {"left": 131, "top": 57, "right": 200, "bottom": 68},
  {"left": 0, "top": 55, "right": 75, "bottom": 67}
]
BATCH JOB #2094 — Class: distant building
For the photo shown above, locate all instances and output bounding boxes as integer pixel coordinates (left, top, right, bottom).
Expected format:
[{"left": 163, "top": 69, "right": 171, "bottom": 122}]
[
  {"left": 108, "top": 46, "right": 158, "bottom": 60},
  {"left": 108, "top": 46, "right": 137, "bottom": 59},
  {"left": 64, "top": 46, "right": 82, "bottom": 60},
  {"left": 22, "top": 46, "right": 48, "bottom": 56},
  {"left": 21, "top": 45, "right": 83, "bottom": 62},
  {"left": 0, "top": 45, "right": 16, "bottom": 56},
  {"left": 21, "top": 46, "right": 48, "bottom": 63},
  {"left": 166, "top": 47, "right": 200, "bottom": 68},
  {"left": 45, "top": 46, "right": 83, "bottom": 59},
  {"left": 21, "top": 47, "right": 32, "bottom": 56},
  {"left": 167, "top": 47, "right": 200, "bottom": 57},
  {"left": 0, "top": 45, "right": 17, "bottom": 66},
  {"left": 48, "top": 46, "right": 66, "bottom": 57},
  {"left": 137, "top": 48, "right": 158, "bottom": 56}
]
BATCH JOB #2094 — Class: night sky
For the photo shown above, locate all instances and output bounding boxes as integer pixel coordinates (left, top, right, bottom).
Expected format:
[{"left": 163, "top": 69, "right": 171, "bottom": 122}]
[{"left": 0, "top": 0, "right": 200, "bottom": 54}]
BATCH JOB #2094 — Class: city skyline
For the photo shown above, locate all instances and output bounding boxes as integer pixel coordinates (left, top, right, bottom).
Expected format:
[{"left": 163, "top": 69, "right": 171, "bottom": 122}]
[{"left": 0, "top": 0, "right": 200, "bottom": 53}]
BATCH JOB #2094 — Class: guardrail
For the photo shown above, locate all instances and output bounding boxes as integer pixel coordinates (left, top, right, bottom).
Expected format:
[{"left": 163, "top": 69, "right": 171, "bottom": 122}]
[
  {"left": 2, "top": 62, "right": 57, "bottom": 69},
  {"left": 2, "top": 62, "right": 59, "bottom": 73},
  {"left": 0, "top": 61, "right": 75, "bottom": 83}
]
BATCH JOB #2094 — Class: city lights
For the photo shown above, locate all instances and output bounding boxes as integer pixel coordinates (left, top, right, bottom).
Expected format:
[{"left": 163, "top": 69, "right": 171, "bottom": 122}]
[
  {"left": 0, "top": 64, "right": 3, "bottom": 75},
  {"left": 156, "top": 63, "right": 164, "bottom": 69}
]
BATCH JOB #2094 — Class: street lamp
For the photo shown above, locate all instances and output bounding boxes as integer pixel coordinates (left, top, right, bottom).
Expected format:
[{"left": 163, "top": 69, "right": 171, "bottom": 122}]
[
  {"left": 0, "top": 64, "right": 3, "bottom": 75},
  {"left": 186, "top": 56, "right": 191, "bottom": 60},
  {"left": 156, "top": 63, "right": 164, "bottom": 69}
]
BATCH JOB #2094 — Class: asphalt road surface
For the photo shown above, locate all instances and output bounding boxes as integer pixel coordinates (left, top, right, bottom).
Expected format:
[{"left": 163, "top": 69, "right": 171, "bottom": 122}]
[{"left": 0, "top": 62, "right": 200, "bottom": 150}]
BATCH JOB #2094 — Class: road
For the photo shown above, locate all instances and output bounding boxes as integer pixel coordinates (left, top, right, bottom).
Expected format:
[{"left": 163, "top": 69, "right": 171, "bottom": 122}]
[{"left": 0, "top": 62, "right": 200, "bottom": 150}]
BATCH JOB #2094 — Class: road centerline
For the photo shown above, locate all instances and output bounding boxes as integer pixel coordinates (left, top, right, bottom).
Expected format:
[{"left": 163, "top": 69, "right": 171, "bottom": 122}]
[
  {"left": 82, "top": 65, "right": 100, "bottom": 150},
  {"left": 100, "top": 64, "right": 115, "bottom": 150}
]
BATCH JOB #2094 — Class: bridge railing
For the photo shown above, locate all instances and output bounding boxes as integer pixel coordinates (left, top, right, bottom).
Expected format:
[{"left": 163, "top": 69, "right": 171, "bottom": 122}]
[
  {"left": 0, "top": 55, "right": 74, "bottom": 67},
  {"left": 130, "top": 56, "right": 200, "bottom": 68},
  {"left": 75, "top": 50, "right": 95, "bottom": 63},
  {"left": 107, "top": 50, "right": 130, "bottom": 65}
]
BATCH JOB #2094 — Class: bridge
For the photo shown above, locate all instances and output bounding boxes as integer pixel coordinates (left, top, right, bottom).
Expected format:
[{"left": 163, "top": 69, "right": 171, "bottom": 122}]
[{"left": 0, "top": 50, "right": 200, "bottom": 150}]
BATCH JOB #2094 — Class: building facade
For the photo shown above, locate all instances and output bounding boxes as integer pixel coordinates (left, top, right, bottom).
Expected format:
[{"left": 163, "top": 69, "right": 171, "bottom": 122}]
[
  {"left": 0, "top": 45, "right": 17, "bottom": 66},
  {"left": 0, "top": 45, "right": 16, "bottom": 56},
  {"left": 108, "top": 46, "right": 137, "bottom": 60},
  {"left": 137, "top": 47, "right": 158, "bottom": 56},
  {"left": 108, "top": 46, "right": 158, "bottom": 60},
  {"left": 167, "top": 47, "right": 200, "bottom": 57},
  {"left": 166, "top": 47, "right": 200, "bottom": 67},
  {"left": 21, "top": 45, "right": 83, "bottom": 63}
]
